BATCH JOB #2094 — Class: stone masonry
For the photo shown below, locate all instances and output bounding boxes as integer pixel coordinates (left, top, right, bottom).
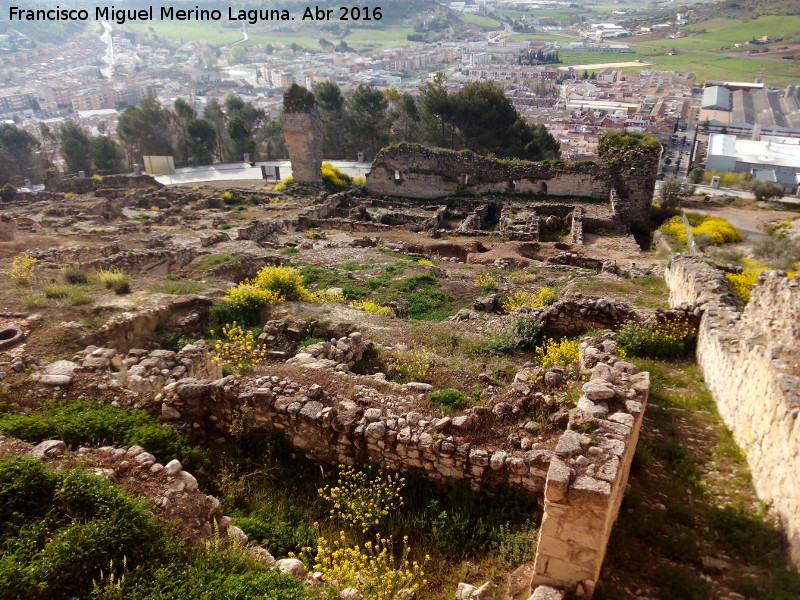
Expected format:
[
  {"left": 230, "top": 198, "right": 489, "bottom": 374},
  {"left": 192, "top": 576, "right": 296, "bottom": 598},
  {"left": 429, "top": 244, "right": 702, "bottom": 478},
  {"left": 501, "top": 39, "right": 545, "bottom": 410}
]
[
  {"left": 282, "top": 112, "right": 323, "bottom": 183},
  {"left": 665, "top": 254, "right": 800, "bottom": 566}
]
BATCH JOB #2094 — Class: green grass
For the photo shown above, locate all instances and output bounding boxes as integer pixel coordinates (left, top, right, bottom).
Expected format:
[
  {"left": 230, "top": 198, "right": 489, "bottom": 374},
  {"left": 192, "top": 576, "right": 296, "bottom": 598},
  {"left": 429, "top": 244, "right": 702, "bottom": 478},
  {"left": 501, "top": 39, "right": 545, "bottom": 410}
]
[
  {"left": 150, "top": 281, "right": 203, "bottom": 295},
  {"left": 460, "top": 14, "right": 501, "bottom": 28},
  {"left": 642, "top": 15, "right": 800, "bottom": 51},
  {"left": 595, "top": 358, "right": 800, "bottom": 599}
]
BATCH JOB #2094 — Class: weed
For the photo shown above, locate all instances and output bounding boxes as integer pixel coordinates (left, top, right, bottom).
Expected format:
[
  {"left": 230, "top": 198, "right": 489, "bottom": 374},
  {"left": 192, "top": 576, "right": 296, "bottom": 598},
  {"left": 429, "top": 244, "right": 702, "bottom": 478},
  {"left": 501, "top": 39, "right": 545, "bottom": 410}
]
[
  {"left": 62, "top": 266, "right": 88, "bottom": 284},
  {"left": 429, "top": 388, "right": 467, "bottom": 410},
  {"left": 43, "top": 284, "right": 71, "bottom": 299},
  {"left": 10, "top": 254, "right": 37, "bottom": 285}
]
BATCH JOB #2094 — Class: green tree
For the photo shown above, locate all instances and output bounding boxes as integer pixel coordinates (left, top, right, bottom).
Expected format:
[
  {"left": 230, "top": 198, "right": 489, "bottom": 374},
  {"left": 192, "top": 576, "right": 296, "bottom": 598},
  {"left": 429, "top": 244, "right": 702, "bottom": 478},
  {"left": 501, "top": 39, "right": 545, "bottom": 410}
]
[
  {"left": 0, "top": 123, "right": 40, "bottom": 185},
  {"left": 57, "top": 121, "right": 93, "bottom": 175},
  {"left": 172, "top": 98, "right": 197, "bottom": 166},
  {"left": 688, "top": 167, "right": 704, "bottom": 185},
  {"left": 315, "top": 81, "right": 346, "bottom": 158},
  {"left": 344, "top": 83, "right": 390, "bottom": 160},
  {"left": 227, "top": 117, "right": 254, "bottom": 161},
  {"left": 660, "top": 175, "right": 695, "bottom": 208},
  {"left": 117, "top": 96, "right": 173, "bottom": 167},
  {"left": 749, "top": 180, "right": 784, "bottom": 202},
  {"left": 418, "top": 72, "right": 457, "bottom": 148},
  {"left": 203, "top": 99, "right": 227, "bottom": 162},
  {"left": 91, "top": 136, "right": 125, "bottom": 174},
  {"left": 185, "top": 119, "right": 217, "bottom": 165},
  {"left": 257, "top": 119, "right": 287, "bottom": 160}
]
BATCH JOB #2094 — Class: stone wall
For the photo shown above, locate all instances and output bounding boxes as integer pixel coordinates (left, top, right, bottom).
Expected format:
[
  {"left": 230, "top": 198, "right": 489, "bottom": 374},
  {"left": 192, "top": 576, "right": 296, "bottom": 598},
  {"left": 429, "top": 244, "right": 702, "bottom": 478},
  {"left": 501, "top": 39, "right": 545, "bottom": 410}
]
[
  {"left": 283, "top": 111, "right": 323, "bottom": 183},
  {"left": 46, "top": 174, "right": 162, "bottom": 193},
  {"left": 366, "top": 143, "right": 660, "bottom": 226},
  {"left": 665, "top": 255, "right": 800, "bottom": 566},
  {"left": 532, "top": 335, "right": 650, "bottom": 596}
]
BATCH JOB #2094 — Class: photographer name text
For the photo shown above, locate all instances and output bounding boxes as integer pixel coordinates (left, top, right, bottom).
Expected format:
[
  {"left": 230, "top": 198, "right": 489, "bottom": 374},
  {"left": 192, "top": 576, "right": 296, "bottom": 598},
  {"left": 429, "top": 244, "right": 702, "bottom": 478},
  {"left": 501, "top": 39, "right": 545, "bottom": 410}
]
[{"left": 8, "top": 5, "right": 383, "bottom": 25}]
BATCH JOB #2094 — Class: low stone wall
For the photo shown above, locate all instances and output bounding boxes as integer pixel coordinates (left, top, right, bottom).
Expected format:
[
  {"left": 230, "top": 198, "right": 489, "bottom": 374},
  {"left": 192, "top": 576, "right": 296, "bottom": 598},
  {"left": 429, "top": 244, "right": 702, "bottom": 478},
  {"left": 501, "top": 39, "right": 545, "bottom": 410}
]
[
  {"left": 46, "top": 174, "right": 162, "bottom": 193},
  {"left": 31, "top": 242, "right": 124, "bottom": 265},
  {"left": 665, "top": 255, "right": 800, "bottom": 566},
  {"left": 81, "top": 247, "right": 198, "bottom": 275},
  {"left": 89, "top": 295, "right": 212, "bottom": 352},
  {"left": 570, "top": 208, "right": 584, "bottom": 245},
  {"left": 532, "top": 336, "right": 649, "bottom": 596}
]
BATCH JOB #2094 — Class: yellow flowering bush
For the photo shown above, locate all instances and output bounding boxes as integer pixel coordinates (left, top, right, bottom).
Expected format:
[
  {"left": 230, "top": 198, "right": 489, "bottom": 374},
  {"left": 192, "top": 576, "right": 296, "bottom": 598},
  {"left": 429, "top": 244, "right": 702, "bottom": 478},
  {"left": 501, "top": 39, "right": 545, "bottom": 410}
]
[
  {"left": 387, "top": 348, "right": 432, "bottom": 383},
  {"left": 92, "top": 173, "right": 103, "bottom": 181},
  {"left": 251, "top": 265, "right": 315, "bottom": 301},
  {"left": 306, "top": 227, "right": 321, "bottom": 240},
  {"left": 211, "top": 322, "right": 268, "bottom": 373},
  {"left": 320, "top": 466, "right": 404, "bottom": 533},
  {"left": 417, "top": 258, "right": 434, "bottom": 266},
  {"left": 475, "top": 273, "right": 497, "bottom": 294},
  {"left": 659, "top": 212, "right": 743, "bottom": 248},
  {"left": 274, "top": 175, "right": 294, "bottom": 191},
  {"left": 321, "top": 162, "right": 352, "bottom": 192},
  {"left": 352, "top": 175, "right": 367, "bottom": 187},
  {"left": 10, "top": 254, "right": 37, "bottom": 285},
  {"left": 350, "top": 300, "right": 394, "bottom": 317},
  {"left": 509, "top": 270, "right": 537, "bottom": 285},
  {"left": 502, "top": 287, "right": 557, "bottom": 313},
  {"left": 726, "top": 260, "right": 798, "bottom": 303},
  {"left": 313, "top": 288, "right": 346, "bottom": 303},
  {"left": 534, "top": 338, "right": 580, "bottom": 368},
  {"left": 311, "top": 531, "right": 427, "bottom": 600}
]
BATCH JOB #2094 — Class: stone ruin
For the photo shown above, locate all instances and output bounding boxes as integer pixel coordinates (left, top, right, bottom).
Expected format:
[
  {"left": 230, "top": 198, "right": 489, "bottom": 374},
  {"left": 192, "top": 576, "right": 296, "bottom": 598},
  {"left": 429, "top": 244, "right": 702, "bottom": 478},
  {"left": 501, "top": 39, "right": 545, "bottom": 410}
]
[
  {"left": 282, "top": 84, "right": 323, "bottom": 184},
  {"left": 366, "top": 141, "right": 661, "bottom": 229},
  {"left": 666, "top": 254, "right": 800, "bottom": 566}
]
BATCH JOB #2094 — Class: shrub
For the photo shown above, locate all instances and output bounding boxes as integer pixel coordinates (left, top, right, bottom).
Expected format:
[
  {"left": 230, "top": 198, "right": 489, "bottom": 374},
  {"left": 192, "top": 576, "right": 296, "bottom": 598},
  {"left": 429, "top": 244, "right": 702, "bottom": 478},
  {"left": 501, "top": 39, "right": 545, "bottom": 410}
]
[
  {"left": 387, "top": 348, "right": 431, "bottom": 383},
  {"left": 688, "top": 167, "right": 704, "bottom": 185},
  {"left": 309, "top": 530, "right": 427, "bottom": 600},
  {"left": 299, "top": 336, "right": 326, "bottom": 348},
  {"left": 749, "top": 180, "right": 784, "bottom": 202},
  {"left": 617, "top": 322, "right": 685, "bottom": 358},
  {"left": 475, "top": 273, "right": 497, "bottom": 294},
  {"left": 319, "top": 466, "right": 405, "bottom": 533},
  {"left": 252, "top": 265, "right": 314, "bottom": 301},
  {"left": 234, "top": 506, "right": 317, "bottom": 557},
  {"left": 10, "top": 254, "right": 37, "bottom": 285},
  {"left": 534, "top": 337, "right": 580, "bottom": 368},
  {"left": 0, "top": 400, "right": 207, "bottom": 470},
  {"left": 62, "top": 266, "right": 88, "bottom": 284},
  {"left": 0, "top": 183, "right": 16, "bottom": 201},
  {"left": 352, "top": 175, "right": 366, "bottom": 187},
  {"left": 111, "top": 278, "right": 131, "bottom": 294},
  {"left": 98, "top": 269, "right": 127, "bottom": 288},
  {"left": 274, "top": 175, "right": 294, "bottom": 191},
  {"left": 350, "top": 300, "right": 394, "bottom": 316},
  {"left": 727, "top": 264, "right": 798, "bottom": 303},
  {"left": 417, "top": 258, "right": 434, "bottom": 266},
  {"left": 487, "top": 317, "right": 542, "bottom": 353},
  {"left": 211, "top": 322, "right": 268, "bottom": 373},
  {"left": 429, "top": 388, "right": 467, "bottom": 409},
  {"left": 491, "top": 523, "right": 537, "bottom": 568},
  {"left": 60, "top": 291, "right": 92, "bottom": 307},
  {"left": 502, "top": 287, "right": 557, "bottom": 313},
  {"left": 43, "top": 284, "right": 71, "bottom": 298},
  {"left": 321, "top": 162, "right": 352, "bottom": 192},
  {"left": 659, "top": 212, "right": 742, "bottom": 247}
]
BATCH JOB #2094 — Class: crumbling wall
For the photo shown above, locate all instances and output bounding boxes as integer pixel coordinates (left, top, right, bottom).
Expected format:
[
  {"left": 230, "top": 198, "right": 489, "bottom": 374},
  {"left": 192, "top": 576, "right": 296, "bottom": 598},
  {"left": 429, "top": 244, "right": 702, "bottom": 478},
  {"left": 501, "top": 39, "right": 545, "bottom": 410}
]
[
  {"left": 46, "top": 174, "right": 162, "bottom": 193},
  {"left": 665, "top": 255, "right": 800, "bottom": 566},
  {"left": 366, "top": 143, "right": 659, "bottom": 226},
  {"left": 532, "top": 337, "right": 649, "bottom": 597}
]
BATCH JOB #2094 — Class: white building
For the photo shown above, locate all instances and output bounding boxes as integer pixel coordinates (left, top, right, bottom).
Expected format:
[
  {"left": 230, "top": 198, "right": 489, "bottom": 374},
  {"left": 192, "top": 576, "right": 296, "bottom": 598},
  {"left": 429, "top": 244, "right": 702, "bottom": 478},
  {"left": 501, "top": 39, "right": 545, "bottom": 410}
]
[{"left": 706, "top": 134, "right": 800, "bottom": 193}]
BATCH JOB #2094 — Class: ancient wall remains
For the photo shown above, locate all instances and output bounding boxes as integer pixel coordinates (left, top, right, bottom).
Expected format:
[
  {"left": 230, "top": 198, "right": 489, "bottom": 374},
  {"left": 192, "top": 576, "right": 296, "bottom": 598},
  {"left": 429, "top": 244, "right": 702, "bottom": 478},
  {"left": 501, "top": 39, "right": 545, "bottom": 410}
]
[
  {"left": 283, "top": 111, "right": 323, "bottom": 183},
  {"left": 532, "top": 336, "right": 650, "bottom": 596},
  {"left": 366, "top": 142, "right": 660, "bottom": 226},
  {"left": 665, "top": 255, "right": 800, "bottom": 566}
]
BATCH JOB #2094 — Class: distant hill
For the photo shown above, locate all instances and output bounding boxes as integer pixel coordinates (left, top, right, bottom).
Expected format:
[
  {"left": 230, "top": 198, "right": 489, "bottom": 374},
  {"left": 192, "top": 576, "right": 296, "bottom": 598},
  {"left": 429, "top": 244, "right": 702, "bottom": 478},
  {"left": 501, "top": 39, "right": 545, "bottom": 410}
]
[{"left": 707, "top": 0, "right": 800, "bottom": 17}]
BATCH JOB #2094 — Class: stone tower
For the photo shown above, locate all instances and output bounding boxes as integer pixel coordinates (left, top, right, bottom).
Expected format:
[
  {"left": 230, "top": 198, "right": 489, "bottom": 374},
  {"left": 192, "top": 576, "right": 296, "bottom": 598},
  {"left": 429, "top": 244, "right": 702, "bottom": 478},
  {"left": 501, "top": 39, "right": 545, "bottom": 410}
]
[{"left": 282, "top": 84, "right": 323, "bottom": 184}]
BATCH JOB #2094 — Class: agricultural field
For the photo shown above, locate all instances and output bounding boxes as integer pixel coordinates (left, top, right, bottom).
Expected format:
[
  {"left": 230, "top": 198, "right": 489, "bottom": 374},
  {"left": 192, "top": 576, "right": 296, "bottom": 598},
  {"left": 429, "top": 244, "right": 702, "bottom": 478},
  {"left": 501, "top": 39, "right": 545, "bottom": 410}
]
[{"left": 642, "top": 15, "right": 800, "bottom": 51}]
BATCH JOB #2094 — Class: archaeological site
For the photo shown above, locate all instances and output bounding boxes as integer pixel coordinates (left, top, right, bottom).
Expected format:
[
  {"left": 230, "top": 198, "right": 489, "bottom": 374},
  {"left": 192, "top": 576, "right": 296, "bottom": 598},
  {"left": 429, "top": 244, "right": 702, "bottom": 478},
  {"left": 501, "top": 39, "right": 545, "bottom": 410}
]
[{"left": 1, "top": 100, "right": 799, "bottom": 600}]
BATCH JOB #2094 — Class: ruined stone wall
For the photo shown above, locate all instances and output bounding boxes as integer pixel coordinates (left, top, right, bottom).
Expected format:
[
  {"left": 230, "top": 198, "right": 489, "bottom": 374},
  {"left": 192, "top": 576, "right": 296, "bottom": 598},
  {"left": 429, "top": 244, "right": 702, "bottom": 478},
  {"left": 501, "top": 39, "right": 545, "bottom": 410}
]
[
  {"left": 665, "top": 255, "right": 800, "bottom": 566},
  {"left": 366, "top": 143, "right": 660, "bottom": 225},
  {"left": 532, "top": 336, "right": 650, "bottom": 596},
  {"left": 81, "top": 247, "right": 198, "bottom": 275},
  {"left": 46, "top": 174, "right": 162, "bottom": 193},
  {"left": 31, "top": 242, "right": 124, "bottom": 265},
  {"left": 283, "top": 112, "right": 323, "bottom": 183}
]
